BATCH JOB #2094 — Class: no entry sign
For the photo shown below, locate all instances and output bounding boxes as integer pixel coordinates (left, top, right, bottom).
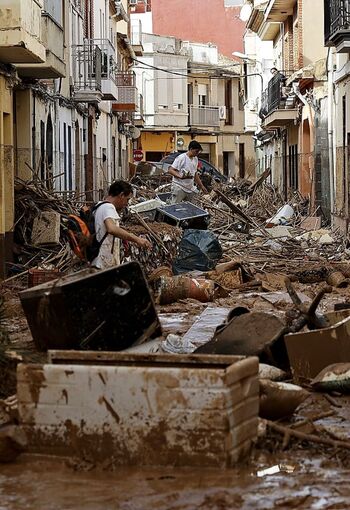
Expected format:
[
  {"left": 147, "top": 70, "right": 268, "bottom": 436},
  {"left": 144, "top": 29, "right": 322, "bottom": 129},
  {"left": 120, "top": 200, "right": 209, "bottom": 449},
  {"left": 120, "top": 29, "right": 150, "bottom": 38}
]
[{"left": 133, "top": 149, "right": 143, "bottom": 162}]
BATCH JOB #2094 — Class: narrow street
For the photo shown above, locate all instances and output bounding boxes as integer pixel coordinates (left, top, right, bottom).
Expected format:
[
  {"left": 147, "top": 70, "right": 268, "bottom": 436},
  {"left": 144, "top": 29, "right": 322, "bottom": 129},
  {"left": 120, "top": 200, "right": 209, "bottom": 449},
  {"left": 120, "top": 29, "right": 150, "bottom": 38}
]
[{"left": 1, "top": 0, "right": 350, "bottom": 509}]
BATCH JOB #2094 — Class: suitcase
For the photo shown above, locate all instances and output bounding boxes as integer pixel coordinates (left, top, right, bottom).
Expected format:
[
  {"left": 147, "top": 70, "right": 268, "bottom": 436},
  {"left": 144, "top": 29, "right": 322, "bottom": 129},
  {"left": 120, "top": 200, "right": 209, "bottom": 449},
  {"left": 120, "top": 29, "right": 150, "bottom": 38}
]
[
  {"left": 156, "top": 202, "right": 210, "bottom": 230},
  {"left": 19, "top": 262, "right": 161, "bottom": 352}
]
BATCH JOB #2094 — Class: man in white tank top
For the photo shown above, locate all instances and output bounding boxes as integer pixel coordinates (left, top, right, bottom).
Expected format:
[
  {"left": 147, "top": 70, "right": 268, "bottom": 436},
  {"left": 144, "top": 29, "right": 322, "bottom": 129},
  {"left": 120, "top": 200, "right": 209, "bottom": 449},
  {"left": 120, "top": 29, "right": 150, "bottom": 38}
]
[{"left": 167, "top": 141, "right": 208, "bottom": 204}]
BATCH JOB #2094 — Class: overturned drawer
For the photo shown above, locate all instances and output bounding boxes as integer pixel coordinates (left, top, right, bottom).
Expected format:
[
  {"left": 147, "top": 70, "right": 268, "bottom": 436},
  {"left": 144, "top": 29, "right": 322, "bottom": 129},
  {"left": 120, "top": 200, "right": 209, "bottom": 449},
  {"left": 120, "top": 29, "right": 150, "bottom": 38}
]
[{"left": 17, "top": 353, "right": 259, "bottom": 468}]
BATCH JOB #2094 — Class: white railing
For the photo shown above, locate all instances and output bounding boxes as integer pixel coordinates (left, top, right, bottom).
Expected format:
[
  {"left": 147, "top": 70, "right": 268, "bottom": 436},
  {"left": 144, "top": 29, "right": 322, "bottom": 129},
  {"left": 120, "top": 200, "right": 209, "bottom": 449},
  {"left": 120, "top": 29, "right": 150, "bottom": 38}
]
[
  {"left": 131, "top": 20, "right": 143, "bottom": 46},
  {"left": 189, "top": 105, "right": 220, "bottom": 126}
]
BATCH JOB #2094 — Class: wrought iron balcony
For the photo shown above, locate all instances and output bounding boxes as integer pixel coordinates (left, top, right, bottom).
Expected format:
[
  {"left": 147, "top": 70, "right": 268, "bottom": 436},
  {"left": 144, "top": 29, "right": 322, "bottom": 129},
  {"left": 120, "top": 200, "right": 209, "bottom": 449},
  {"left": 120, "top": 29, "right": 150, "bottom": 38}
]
[
  {"left": 71, "top": 41, "right": 103, "bottom": 103},
  {"left": 71, "top": 39, "right": 118, "bottom": 102},
  {"left": 189, "top": 105, "right": 220, "bottom": 127},
  {"left": 112, "top": 72, "right": 138, "bottom": 113},
  {"left": 324, "top": 0, "right": 350, "bottom": 52},
  {"left": 260, "top": 72, "right": 298, "bottom": 128}
]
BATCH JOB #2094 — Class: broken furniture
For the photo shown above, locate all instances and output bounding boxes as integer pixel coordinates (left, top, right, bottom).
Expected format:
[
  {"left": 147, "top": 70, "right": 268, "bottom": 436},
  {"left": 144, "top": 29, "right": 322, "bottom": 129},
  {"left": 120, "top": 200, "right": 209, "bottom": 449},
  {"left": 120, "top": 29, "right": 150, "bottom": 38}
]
[
  {"left": 285, "top": 310, "right": 350, "bottom": 380},
  {"left": 19, "top": 262, "right": 161, "bottom": 352},
  {"left": 156, "top": 202, "right": 210, "bottom": 230},
  {"left": 17, "top": 353, "right": 259, "bottom": 468}
]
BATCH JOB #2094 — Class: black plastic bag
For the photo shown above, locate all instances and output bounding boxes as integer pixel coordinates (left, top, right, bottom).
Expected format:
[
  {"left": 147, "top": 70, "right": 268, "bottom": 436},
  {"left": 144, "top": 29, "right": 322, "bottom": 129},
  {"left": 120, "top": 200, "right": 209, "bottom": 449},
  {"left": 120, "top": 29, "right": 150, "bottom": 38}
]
[{"left": 173, "top": 229, "right": 223, "bottom": 274}]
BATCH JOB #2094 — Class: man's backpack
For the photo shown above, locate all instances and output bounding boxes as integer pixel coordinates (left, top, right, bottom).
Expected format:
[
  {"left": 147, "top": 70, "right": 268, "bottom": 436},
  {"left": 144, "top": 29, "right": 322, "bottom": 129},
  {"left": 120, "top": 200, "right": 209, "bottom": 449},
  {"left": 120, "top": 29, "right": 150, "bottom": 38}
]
[{"left": 66, "top": 201, "right": 109, "bottom": 262}]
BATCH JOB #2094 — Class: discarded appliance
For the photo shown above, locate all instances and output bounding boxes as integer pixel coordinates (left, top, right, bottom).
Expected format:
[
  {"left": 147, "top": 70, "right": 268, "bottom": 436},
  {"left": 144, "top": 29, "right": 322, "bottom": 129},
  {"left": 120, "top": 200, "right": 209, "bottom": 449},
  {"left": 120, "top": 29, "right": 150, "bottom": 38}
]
[
  {"left": 19, "top": 262, "right": 161, "bottom": 352},
  {"left": 156, "top": 202, "right": 210, "bottom": 230},
  {"left": 173, "top": 229, "right": 223, "bottom": 274},
  {"left": 129, "top": 198, "right": 165, "bottom": 221},
  {"left": 285, "top": 310, "right": 350, "bottom": 380},
  {"left": 18, "top": 353, "right": 259, "bottom": 468},
  {"left": 158, "top": 276, "right": 215, "bottom": 304}
]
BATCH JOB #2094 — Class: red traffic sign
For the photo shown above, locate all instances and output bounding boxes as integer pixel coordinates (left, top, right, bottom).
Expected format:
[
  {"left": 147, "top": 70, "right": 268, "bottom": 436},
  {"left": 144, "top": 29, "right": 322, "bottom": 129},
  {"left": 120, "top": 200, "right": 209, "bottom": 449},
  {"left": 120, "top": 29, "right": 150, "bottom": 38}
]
[{"left": 133, "top": 149, "right": 143, "bottom": 162}]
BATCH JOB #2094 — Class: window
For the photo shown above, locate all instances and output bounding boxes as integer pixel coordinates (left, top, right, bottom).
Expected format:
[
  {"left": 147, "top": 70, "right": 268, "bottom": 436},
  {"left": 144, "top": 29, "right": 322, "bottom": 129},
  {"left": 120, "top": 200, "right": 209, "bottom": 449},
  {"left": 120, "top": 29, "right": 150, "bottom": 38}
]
[
  {"left": 44, "top": 0, "right": 63, "bottom": 25},
  {"left": 288, "top": 144, "right": 298, "bottom": 190},
  {"left": 238, "top": 81, "right": 244, "bottom": 111},
  {"left": 198, "top": 84, "right": 208, "bottom": 106},
  {"left": 225, "top": 79, "right": 233, "bottom": 125}
]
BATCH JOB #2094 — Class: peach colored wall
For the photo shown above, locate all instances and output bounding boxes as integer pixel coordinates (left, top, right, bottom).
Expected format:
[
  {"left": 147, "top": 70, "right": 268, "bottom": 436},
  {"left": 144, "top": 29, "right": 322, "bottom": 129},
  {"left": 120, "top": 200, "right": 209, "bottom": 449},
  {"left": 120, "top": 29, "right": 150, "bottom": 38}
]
[{"left": 151, "top": 0, "right": 245, "bottom": 58}]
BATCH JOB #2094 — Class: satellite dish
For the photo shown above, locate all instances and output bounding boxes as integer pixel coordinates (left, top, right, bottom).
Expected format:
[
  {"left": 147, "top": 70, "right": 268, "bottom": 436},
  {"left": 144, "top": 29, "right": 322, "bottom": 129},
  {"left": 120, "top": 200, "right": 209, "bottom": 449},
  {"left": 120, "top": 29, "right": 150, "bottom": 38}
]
[
  {"left": 177, "top": 137, "right": 185, "bottom": 148},
  {"left": 129, "top": 126, "right": 141, "bottom": 139}
]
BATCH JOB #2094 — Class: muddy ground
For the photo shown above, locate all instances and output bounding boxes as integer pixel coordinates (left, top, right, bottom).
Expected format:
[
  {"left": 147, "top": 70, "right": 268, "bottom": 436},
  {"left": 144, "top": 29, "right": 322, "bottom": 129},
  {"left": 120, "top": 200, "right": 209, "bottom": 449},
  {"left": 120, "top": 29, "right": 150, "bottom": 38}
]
[{"left": 1, "top": 281, "right": 350, "bottom": 509}]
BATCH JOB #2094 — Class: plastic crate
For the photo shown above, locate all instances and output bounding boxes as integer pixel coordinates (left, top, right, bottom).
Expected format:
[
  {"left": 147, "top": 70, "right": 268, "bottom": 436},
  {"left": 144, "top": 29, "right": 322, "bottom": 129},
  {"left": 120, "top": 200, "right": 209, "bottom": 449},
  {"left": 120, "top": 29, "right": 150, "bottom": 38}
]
[{"left": 28, "top": 268, "right": 60, "bottom": 288}]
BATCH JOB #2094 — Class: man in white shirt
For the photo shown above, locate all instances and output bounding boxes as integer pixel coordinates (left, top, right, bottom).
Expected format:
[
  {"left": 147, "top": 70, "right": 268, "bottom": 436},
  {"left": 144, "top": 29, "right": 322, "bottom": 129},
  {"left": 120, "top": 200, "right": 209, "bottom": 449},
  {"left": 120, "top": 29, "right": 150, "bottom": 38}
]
[
  {"left": 92, "top": 180, "right": 152, "bottom": 270},
  {"left": 167, "top": 141, "right": 208, "bottom": 204}
]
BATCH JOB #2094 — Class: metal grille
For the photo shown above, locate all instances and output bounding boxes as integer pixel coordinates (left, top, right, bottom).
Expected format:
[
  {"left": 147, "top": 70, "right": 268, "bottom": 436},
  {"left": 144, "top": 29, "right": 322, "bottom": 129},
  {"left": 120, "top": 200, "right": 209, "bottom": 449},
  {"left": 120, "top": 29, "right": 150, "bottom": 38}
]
[
  {"left": 267, "top": 73, "right": 282, "bottom": 113},
  {"left": 189, "top": 105, "right": 220, "bottom": 127},
  {"left": 324, "top": 0, "right": 350, "bottom": 43},
  {"left": 71, "top": 42, "right": 102, "bottom": 93}
]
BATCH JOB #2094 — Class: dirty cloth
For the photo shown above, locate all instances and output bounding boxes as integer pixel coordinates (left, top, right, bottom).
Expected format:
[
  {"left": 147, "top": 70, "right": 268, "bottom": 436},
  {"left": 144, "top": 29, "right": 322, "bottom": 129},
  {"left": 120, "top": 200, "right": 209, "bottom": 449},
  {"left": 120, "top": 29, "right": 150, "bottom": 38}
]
[{"left": 92, "top": 203, "right": 120, "bottom": 270}]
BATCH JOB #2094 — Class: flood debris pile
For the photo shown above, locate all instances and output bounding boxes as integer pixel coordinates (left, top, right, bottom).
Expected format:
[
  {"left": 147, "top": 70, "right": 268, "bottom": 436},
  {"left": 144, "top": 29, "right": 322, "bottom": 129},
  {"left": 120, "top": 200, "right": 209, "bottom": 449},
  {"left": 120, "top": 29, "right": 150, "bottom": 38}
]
[
  {"left": 4, "top": 169, "right": 350, "bottom": 470},
  {"left": 120, "top": 221, "right": 181, "bottom": 275},
  {"left": 12, "top": 178, "right": 81, "bottom": 280}
]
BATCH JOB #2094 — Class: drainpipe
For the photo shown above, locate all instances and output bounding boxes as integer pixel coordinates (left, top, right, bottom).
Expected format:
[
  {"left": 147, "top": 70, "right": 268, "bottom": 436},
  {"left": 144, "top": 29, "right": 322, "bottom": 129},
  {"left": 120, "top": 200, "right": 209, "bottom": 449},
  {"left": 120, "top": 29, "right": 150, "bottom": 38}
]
[
  {"left": 32, "top": 90, "right": 36, "bottom": 172},
  {"left": 327, "top": 48, "right": 335, "bottom": 220}
]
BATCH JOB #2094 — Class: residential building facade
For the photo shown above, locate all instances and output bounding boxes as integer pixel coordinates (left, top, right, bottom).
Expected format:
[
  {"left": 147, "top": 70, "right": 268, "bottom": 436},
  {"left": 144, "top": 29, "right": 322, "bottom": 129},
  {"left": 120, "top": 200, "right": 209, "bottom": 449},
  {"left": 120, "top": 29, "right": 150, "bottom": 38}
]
[
  {"left": 131, "top": 28, "right": 255, "bottom": 178},
  {"left": 243, "top": 0, "right": 331, "bottom": 220},
  {"left": 0, "top": 0, "right": 141, "bottom": 278},
  {"left": 324, "top": 0, "right": 350, "bottom": 231}
]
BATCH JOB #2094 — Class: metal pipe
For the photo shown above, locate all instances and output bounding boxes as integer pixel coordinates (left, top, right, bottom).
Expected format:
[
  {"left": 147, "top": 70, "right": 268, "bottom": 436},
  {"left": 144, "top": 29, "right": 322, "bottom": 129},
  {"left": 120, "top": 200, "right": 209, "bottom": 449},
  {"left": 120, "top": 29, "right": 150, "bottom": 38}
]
[{"left": 327, "top": 48, "right": 335, "bottom": 218}]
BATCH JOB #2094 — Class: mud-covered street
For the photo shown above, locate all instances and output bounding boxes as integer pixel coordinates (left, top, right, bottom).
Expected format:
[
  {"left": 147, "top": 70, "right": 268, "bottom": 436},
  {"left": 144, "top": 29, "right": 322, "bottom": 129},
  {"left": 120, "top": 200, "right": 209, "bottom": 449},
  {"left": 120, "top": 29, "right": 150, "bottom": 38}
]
[{"left": 2, "top": 450, "right": 350, "bottom": 510}]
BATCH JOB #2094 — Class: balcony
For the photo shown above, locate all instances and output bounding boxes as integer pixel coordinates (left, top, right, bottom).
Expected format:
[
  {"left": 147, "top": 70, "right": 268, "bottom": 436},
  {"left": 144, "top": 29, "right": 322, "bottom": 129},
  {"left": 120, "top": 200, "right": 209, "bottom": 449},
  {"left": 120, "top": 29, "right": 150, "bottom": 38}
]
[
  {"left": 265, "top": 0, "right": 297, "bottom": 21},
  {"left": 71, "top": 39, "right": 117, "bottom": 103},
  {"left": 324, "top": 0, "right": 350, "bottom": 53},
  {"left": 131, "top": 20, "right": 143, "bottom": 56},
  {"left": 95, "top": 39, "right": 118, "bottom": 100},
  {"left": 133, "top": 93, "right": 145, "bottom": 126},
  {"left": 71, "top": 42, "right": 103, "bottom": 103},
  {"left": 260, "top": 73, "right": 298, "bottom": 128},
  {"left": 16, "top": 12, "right": 65, "bottom": 78},
  {"left": 189, "top": 105, "right": 220, "bottom": 127},
  {"left": 0, "top": 0, "right": 46, "bottom": 63},
  {"left": 258, "top": 0, "right": 296, "bottom": 40},
  {"left": 112, "top": 72, "right": 137, "bottom": 113}
]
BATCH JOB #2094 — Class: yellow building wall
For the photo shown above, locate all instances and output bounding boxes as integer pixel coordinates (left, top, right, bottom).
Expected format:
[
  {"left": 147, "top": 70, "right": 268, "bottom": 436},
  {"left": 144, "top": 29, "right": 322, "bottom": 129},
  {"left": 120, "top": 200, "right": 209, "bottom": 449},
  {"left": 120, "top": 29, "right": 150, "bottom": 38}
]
[{"left": 0, "top": 75, "right": 14, "bottom": 277}]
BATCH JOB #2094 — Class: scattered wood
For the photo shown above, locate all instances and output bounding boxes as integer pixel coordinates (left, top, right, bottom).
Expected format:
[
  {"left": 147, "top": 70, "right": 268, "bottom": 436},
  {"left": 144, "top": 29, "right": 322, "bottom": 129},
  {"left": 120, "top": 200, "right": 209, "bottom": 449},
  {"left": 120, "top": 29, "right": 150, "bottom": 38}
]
[{"left": 266, "top": 419, "right": 350, "bottom": 450}]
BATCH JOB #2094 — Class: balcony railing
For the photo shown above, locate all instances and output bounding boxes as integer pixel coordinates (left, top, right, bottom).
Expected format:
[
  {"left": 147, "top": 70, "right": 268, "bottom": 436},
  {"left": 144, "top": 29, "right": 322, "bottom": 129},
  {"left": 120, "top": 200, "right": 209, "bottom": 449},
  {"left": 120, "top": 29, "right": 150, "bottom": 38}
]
[
  {"left": 71, "top": 39, "right": 118, "bottom": 102},
  {"left": 134, "top": 93, "right": 144, "bottom": 123},
  {"left": 260, "top": 72, "right": 298, "bottom": 127},
  {"left": 112, "top": 72, "right": 138, "bottom": 112},
  {"left": 131, "top": 20, "right": 143, "bottom": 47},
  {"left": 91, "top": 39, "right": 117, "bottom": 81},
  {"left": 324, "top": 0, "right": 350, "bottom": 50},
  {"left": 189, "top": 105, "right": 220, "bottom": 127},
  {"left": 71, "top": 42, "right": 102, "bottom": 102}
]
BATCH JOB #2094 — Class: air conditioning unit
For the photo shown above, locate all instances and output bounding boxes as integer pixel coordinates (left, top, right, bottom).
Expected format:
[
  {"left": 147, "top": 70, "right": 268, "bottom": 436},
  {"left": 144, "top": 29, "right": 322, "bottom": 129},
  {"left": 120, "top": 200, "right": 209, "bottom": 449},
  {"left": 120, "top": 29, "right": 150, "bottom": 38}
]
[{"left": 218, "top": 106, "right": 226, "bottom": 120}]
